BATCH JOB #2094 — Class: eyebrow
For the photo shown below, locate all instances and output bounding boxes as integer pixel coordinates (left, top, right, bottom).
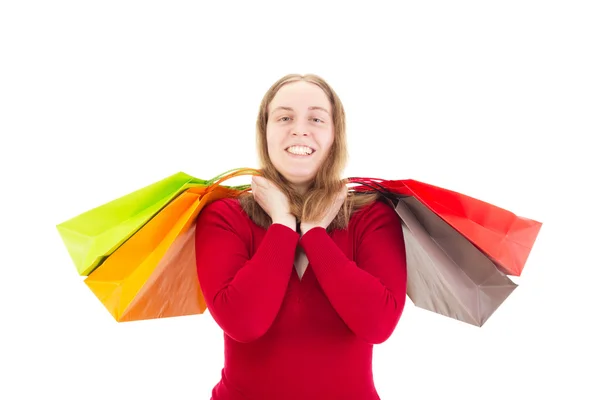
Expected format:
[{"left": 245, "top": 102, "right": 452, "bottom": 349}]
[{"left": 270, "top": 106, "right": 331, "bottom": 116}]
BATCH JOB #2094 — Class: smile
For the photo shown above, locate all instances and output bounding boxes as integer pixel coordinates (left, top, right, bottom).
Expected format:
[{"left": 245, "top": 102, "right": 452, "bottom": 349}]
[{"left": 285, "top": 145, "right": 315, "bottom": 156}]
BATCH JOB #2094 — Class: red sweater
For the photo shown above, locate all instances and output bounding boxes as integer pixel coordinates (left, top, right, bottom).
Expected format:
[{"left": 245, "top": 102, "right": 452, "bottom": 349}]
[{"left": 194, "top": 197, "right": 407, "bottom": 400}]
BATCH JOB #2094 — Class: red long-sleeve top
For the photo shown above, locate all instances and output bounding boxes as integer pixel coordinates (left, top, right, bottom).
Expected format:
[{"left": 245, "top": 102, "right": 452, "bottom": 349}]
[{"left": 194, "top": 197, "right": 407, "bottom": 400}]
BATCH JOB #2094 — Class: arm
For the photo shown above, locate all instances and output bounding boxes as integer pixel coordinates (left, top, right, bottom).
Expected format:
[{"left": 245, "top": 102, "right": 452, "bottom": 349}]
[
  {"left": 299, "top": 201, "right": 407, "bottom": 344},
  {"left": 194, "top": 200, "right": 299, "bottom": 343}
]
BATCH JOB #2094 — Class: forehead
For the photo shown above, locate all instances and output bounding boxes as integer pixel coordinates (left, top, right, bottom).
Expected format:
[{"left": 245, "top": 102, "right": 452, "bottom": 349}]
[{"left": 269, "top": 81, "right": 331, "bottom": 113}]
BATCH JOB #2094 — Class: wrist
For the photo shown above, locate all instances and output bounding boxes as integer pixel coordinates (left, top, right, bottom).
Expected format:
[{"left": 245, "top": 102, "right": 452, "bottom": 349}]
[
  {"left": 272, "top": 214, "right": 297, "bottom": 231},
  {"left": 300, "top": 222, "right": 322, "bottom": 235}
]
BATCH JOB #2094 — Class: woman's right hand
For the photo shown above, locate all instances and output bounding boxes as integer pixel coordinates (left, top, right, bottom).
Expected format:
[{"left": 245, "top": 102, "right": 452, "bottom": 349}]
[{"left": 251, "top": 176, "right": 296, "bottom": 230}]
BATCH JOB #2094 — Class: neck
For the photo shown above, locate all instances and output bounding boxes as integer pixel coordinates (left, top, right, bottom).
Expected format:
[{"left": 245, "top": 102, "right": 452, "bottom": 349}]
[{"left": 291, "top": 181, "right": 312, "bottom": 196}]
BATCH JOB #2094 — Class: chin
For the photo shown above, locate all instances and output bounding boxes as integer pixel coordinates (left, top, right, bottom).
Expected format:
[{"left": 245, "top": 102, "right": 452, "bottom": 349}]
[{"left": 281, "top": 169, "right": 317, "bottom": 184}]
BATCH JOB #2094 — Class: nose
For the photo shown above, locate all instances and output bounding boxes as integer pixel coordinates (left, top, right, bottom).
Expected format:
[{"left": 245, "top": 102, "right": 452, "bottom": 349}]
[{"left": 291, "top": 119, "right": 310, "bottom": 136}]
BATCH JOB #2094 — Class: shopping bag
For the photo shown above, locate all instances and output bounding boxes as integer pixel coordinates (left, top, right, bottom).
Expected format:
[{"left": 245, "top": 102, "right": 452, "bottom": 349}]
[
  {"left": 348, "top": 177, "right": 542, "bottom": 276},
  {"left": 84, "top": 184, "right": 245, "bottom": 322},
  {"left": 57, "top": 168, "right": 253, "bottom": 276},
  {"left": 119, "top": 218, "right": 200, "bottom": 322},
  {"left": 392, "top": 196, "right": 518, "bottom": 326}
]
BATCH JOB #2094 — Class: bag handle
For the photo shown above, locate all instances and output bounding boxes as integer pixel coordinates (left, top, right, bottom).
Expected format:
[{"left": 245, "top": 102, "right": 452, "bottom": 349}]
[
  {"left": 206, "top": 167, "right": 261, "bottom": 192},
  {"left": 346, "top": 177, "right": 402, "bottom": 202},
  {"left": 347, "top": 177, "right": 391, "bottom": 194},
  {"left": 347, "top": 176, "right": 386, "bottom": 184},
  {"left": 206, "top": 171, "right": 401, "bottom": 197},
  {"left": 206, "top": 167, "right": 260, "bottom": 186}
]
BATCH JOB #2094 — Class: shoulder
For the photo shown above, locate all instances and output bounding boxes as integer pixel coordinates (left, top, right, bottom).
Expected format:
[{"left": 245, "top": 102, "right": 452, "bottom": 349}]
[
  {"left": 202, "top": 196, "right": 244, "bottom": 214},
  {"left": 195, "top": 197, "right": 256, "bottom": 254},
  {"left": 349, "top": 198, "right": 401, "bottom": 235},
  {"left": 197, "top": 197, "right": 248, "bottom": 227},
  {"left": 195, "top": 197, "right": 257, "bottom": 246},
  {"left": 352, "top": 198, "right": 397, "bottom": 222}
]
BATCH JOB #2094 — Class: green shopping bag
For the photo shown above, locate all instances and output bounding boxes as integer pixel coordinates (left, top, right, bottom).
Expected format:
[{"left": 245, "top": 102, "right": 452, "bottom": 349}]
[{"left": 56, "top": 168, "right": 254, "bottom": 276}]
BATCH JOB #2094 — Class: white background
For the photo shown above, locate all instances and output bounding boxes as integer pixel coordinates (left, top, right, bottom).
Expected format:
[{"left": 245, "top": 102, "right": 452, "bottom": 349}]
[{"left": 1, "top": 1, "right": 599, "bottom": 399}]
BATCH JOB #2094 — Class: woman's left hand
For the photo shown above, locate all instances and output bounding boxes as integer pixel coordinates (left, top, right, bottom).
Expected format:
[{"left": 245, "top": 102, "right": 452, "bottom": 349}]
[{"left": 300, "top": 186, "right": 348, "bottom": 235}]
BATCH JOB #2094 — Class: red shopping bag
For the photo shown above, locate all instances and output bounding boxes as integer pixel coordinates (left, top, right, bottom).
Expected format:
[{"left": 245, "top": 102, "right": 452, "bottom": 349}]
[{"left": 348, "top": 177, "right": 542, "bottom": 276}]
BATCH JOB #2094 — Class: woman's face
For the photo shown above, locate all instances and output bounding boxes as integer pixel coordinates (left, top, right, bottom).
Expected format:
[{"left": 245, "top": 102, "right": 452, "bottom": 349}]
[{"left": 266, "top": 81, "right": 335, "bottom": 191}]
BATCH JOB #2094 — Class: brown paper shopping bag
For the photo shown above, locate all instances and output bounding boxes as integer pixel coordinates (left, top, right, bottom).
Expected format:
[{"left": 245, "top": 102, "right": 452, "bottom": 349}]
[{"left": 394, "top": 196, "right": 518, "bottom": 327}]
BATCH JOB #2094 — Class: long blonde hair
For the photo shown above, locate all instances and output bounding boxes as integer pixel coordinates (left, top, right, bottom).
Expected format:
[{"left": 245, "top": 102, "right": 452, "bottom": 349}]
[{"left": 239, "top": 73, "right": 380, "bottom": 231}]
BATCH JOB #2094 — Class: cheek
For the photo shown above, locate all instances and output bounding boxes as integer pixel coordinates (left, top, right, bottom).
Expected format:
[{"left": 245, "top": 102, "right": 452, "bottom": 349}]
[
  {"left": 265, "top": 128, "right": 276, "bottom": 147},
  {"left": 265, "top": 128, "right": 283, "bottom": 155},
  {"left": 319, "top": 129, "right": 335, "bottom": 152}
]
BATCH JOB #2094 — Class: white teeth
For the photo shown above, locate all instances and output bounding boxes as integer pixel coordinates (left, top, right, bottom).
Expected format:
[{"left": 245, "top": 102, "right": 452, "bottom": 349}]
[{"left": 286, "top": 146, "right": 314, "bottom": 155}]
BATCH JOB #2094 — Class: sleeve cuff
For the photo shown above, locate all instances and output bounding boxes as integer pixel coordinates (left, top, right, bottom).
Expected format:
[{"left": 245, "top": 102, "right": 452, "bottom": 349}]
[{"left": 299, "top": 227, "right": 349, "bottom": 273}]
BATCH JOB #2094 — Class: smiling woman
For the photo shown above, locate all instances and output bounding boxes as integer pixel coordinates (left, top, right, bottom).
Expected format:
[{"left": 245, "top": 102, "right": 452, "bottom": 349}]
[
  {"left": 266, "top": 81, "right": 335, "bottom": 193},
  {"left": 242, "top": 74, "right": 381, "bottom": 230},
  {"left": 194, "top": 73, "right": 408, "bottom": 400}
]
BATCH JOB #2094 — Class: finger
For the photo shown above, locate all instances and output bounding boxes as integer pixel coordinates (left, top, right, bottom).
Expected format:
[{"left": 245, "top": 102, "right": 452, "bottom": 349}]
[{"left": 252, "top": 176, "right": 268, "bottom": 188}]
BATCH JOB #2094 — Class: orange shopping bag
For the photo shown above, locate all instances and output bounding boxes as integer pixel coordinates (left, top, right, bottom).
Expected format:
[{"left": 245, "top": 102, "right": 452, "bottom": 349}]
[{"left": 84, "top": 169, "right": 258, "bottom": 322}]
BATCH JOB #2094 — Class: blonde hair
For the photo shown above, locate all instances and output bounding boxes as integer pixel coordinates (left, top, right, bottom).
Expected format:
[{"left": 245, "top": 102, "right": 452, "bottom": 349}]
[{"left": 239, "top": 73, "right": 380, "bottom": 231}]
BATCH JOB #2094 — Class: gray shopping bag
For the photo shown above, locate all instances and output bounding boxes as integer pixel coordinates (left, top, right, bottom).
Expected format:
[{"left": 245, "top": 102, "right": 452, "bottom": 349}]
[{"left": 394, "top": 196, "right": 518, "bottom": 327}]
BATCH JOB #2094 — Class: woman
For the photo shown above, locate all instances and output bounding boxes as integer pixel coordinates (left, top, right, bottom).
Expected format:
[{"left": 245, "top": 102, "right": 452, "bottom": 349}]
[{"left": 195, "top": 73, "right": 408, "bottom": 400}]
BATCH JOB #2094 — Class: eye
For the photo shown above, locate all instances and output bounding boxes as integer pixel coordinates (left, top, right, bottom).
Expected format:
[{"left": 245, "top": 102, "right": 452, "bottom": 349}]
[
  {"left": 312, "top": 118, "right": 324, "bottom": 123},
  {"left": 279, "top": 117, "right": 291, "bottom": 122}
]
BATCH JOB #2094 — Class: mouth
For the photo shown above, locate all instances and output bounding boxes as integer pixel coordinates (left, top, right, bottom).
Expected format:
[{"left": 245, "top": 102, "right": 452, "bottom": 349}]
[{"left": 285, "top": 145, "right": 315, "bottom": 157}]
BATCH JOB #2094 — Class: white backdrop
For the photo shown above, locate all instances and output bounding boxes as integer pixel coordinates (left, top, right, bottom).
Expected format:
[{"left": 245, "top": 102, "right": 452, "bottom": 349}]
[{"left": 1, "top": 1, "right": 599, "bottom": 399}]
